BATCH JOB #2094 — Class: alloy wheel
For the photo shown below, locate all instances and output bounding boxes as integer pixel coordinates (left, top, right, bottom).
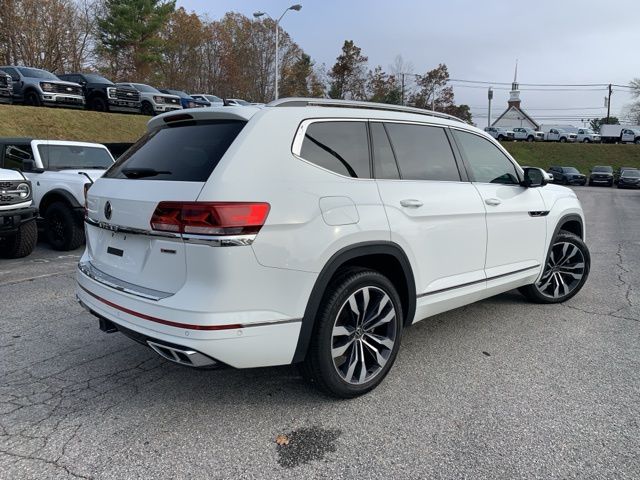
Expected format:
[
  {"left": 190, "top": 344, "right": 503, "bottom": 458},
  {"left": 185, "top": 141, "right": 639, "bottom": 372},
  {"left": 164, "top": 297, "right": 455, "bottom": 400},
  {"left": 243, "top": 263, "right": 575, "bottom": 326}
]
[
  {"left": 331, "top": 286, "right": 397, "bottom": 385},
  {"left": 536, "top": 241, "right": 586, "bottom": 299}
]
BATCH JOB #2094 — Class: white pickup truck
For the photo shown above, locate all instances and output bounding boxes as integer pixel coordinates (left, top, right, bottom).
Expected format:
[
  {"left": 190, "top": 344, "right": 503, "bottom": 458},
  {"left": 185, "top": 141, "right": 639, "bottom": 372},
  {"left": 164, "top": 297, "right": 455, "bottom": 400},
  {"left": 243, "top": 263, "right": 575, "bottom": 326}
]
[
  {"left": 511, "top": 127, "right": 545, "bottom": 142},
  {"left": 599, "top": 125, "right": 640, "bottom": 144},
  {"left": 544, "top": 128, "right": 577, "bottom": 143},
  {"left": 0, "top": 139, "right": 115, "bottom": 250},
  {"left": 0, "top": 168, "right": 38, "bottom": 257}
]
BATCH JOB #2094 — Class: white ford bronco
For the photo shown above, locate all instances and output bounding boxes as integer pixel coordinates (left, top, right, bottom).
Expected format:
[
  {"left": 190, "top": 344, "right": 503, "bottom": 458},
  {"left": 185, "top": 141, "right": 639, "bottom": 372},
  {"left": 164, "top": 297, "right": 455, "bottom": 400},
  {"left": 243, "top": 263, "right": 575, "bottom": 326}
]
[
  {"left": 0, "top": 168, "right": 38, "bottom": 258},
  {"left": 0, "top": 139, "right": 115, "bottom": 250}
]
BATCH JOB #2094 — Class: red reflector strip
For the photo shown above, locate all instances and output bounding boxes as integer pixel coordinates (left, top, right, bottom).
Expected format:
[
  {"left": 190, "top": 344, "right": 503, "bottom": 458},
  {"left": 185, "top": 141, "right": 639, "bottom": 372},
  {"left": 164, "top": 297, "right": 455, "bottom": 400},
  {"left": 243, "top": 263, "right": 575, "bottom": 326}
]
[{"left": 79, "top": 284, "right": 242, "bottom": 331}]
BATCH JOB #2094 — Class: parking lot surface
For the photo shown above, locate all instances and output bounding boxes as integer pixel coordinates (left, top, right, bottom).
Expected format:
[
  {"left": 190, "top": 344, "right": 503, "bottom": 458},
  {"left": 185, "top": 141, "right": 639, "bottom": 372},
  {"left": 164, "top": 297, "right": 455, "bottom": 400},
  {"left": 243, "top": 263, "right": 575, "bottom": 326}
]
[{"left": 1, "top": 186, "right": 639, "bottom": 479}]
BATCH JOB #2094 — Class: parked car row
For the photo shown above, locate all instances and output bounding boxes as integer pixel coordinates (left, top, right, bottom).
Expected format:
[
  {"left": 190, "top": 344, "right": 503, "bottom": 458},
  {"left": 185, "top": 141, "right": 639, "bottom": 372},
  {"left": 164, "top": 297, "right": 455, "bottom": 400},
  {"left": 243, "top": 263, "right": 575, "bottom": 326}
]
[
  {"left": 485, "top": 126, "right": 603, "bottom": 143},
  {"left": 547, "top": 165, "right": 639, "bottom": 188},
  {"left": 0, "top": 65, "right": 250, "bottom": 116}
]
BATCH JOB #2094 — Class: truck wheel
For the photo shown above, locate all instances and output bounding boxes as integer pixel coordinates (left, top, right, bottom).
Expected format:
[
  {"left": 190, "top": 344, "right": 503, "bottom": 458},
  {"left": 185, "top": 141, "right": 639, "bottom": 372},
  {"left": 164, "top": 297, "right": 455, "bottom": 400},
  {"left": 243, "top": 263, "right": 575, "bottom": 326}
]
[
  {"left": 583, "top": 138, "right": 590, "bottom": 143},
  {"left": 90, "top": 96, "right": 108, "bottom": 112},
  {"left": 497, "top": 135, "right": 505, "bottom": 141},
  {"left": 635, "top": 138, "right": 640, "bottom": 145},
  {"left": 25, "top": 91, "right": 42, "bottom": 107},
  {"left": 0, "top": 219, "right": 37, "bottom": 258},
  {"left": 44, "top": 202, "right": 84, "bottom": 251},
  {"left": 527, "top": 136, "right": 534, "bottom": 142},
  {"left": 559, "top": 137, "right": 567, "bottom": 143},
  {"left": 300, "top": 267, "right": 403, "bottom": 398},
  {"left": 141, "top": 101, "right": 155, "bottom": 116}
]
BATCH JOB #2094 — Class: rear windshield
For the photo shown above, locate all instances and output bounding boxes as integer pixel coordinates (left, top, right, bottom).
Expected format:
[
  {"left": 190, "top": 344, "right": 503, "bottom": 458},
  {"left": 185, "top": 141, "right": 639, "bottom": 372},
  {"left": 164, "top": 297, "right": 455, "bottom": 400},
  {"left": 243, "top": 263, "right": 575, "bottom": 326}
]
[
  {"left": 37, "top": 145, "right": 114, "bottom": 170},
  {"left": 104, "top": 121, "right": 246, "bottom": 181}
]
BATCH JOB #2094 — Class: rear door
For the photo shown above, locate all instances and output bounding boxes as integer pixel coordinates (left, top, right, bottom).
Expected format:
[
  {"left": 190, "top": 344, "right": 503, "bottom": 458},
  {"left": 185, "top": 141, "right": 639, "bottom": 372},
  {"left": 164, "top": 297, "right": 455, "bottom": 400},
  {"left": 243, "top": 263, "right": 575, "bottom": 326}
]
[
  {"left": 451, "top": 129, "right": 546, "bottom": 279},
  {"left": 372, "top": 121, "right": 487, "bottom": 298},
  {"left": 85, "top": 119, "right": 247, "bottom": 294}
]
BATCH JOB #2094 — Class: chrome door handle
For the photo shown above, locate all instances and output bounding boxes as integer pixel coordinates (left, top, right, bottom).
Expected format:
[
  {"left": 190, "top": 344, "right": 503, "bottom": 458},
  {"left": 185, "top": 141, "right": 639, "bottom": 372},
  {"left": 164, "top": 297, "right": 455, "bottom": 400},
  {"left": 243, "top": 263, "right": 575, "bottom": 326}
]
[
  {"left": 400, "top": 199, "right": 423, "bottom": 208},
  {"left": 485, "top": 198, "right": 502, "bottom": 206}
]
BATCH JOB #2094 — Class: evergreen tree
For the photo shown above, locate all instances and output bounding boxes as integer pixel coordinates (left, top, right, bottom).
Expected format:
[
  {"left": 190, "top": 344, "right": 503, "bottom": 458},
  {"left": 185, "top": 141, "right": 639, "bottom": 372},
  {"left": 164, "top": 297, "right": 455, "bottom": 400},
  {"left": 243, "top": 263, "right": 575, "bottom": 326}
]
[{"left": 328, "top": 40, "right": 367, "bottom": 100}]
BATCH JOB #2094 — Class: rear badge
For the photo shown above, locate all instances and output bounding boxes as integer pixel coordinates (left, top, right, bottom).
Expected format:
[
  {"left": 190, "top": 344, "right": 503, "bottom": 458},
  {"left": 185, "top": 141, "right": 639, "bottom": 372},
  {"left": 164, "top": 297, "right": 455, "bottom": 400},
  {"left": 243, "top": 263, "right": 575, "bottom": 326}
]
[{"left": 104, "top": 201, "right": 112, "bottom": 220}]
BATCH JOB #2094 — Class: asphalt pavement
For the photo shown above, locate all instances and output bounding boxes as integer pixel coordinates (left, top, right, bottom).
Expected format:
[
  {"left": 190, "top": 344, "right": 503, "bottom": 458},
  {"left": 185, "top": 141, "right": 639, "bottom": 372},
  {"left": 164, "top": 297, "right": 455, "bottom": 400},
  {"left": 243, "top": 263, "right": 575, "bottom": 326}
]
[{"left": 1, "top": 186, "right": 639, "bottom": 479}]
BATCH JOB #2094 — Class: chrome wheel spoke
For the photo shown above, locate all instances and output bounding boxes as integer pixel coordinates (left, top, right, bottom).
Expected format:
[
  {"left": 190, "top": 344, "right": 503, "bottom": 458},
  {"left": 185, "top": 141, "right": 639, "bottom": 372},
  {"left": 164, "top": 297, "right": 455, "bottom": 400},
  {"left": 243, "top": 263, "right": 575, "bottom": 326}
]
[
  {"left": 537, "top": 241, "right": 586, "bottom": 299},
  {"left": 332, "top": 286, "right": 397, "bottom": 385}
]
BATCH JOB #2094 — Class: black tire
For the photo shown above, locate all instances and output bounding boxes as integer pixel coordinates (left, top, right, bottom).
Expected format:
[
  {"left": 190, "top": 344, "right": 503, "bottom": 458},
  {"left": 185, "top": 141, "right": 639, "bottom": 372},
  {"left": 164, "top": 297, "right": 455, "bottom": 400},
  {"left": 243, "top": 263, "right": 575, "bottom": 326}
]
[
  {"left": 583, "top": 138, "right": 590, "bottom": 143},
  {"left": 300, "top": 268, "right": 404, "bottom": 398},
  {"left": 559, "top": 137, "right": 567, "bottom": 143},
  {"left": 608, "top": 181, "right": 613, "bottom": 187},
  {"left": 527, "top": 136, "right": 534, "bottom": 142},
  {"left": 141, "top": 101, "right": 155, "bottom": 116},
  {"left": 588, "top": 181, "right": 593, "bottom": 186},
  {"left": 497, "top": 135, "right": 505, "bottom": 141},
  {"left": 44, "top": 202, "right": 84, "bottom": 251},
  {"left": 90, "top": 96, "right": 108, "bottom": 112},
  {"left": 0, "top": 219, "right": 37, "bottom": 258},
  {"left": 25, "top": 91, "right": 42, "bottom": 107},
  {"left": 635, "top": 138, "right": 640, "bottom": 145},
  {"left": 519, "top": 232, "right": 590, "bottom": 304}
]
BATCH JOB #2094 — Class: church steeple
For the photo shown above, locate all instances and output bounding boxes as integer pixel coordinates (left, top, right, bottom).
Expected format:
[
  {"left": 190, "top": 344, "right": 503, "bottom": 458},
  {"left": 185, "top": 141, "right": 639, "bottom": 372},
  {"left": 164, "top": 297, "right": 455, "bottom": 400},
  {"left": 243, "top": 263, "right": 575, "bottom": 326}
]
[{"left": 508, "top": 59, "right": 521, "bottom": 109}]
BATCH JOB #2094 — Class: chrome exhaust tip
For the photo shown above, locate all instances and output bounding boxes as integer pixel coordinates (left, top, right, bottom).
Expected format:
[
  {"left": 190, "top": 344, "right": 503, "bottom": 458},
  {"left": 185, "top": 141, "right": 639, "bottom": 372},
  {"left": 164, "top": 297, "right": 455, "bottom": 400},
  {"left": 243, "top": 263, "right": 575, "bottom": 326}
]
[{"left": 147, "top": 341, "right": 216, "bottom": 368}]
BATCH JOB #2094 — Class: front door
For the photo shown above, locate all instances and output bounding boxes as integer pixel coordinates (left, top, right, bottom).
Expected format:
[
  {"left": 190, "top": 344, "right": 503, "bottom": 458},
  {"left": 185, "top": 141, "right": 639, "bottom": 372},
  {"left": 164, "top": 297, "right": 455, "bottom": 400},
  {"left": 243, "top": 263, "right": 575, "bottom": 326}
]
[{"left": 451, "top": 129, "right": 547, "bottom": 280}]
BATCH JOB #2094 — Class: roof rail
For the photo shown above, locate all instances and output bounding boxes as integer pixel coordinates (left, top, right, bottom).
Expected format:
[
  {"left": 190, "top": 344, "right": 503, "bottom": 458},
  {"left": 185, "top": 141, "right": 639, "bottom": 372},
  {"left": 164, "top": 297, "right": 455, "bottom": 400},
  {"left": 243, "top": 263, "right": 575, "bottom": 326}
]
[{"left": 267, "top": 97, "right": 467, "bottom": 123}]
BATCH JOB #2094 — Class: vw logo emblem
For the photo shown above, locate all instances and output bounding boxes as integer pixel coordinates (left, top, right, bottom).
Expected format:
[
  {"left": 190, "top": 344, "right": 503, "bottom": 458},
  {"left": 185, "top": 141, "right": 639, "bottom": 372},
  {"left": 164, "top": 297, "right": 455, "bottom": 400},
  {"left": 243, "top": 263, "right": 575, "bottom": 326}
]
[{"left": 104, "top": 201, "right": 112, "bottom": 220}]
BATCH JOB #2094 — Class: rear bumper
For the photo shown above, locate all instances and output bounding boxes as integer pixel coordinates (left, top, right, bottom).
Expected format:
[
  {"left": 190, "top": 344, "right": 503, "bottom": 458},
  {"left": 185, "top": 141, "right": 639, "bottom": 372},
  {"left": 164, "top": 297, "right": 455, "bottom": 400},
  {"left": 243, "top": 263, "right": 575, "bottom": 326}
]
[
  {"left": 75, "top": 259, "right": 309, "bottom": 368},
  {"left": 0, "top": 206, "right": 38, "bottom": 234}
]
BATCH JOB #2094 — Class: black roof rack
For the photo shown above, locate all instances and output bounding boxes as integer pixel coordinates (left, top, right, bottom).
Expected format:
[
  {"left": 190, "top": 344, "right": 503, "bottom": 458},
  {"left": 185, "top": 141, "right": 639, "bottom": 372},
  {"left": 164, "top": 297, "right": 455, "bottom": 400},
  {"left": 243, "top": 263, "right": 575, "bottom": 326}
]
[{"left": 267, "top": 97, "right": 466, "bottom": 123}]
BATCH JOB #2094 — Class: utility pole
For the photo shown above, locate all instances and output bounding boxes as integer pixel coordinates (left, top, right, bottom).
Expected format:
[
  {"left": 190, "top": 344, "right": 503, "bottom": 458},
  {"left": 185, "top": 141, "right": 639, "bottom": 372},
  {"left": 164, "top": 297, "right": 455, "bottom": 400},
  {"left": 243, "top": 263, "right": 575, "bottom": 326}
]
[
  {"left": 487, "top": 87, "right": 493, "bottom": 128},
  {"left": 606, "top": 84, "right": 612, "bottom": 124}
]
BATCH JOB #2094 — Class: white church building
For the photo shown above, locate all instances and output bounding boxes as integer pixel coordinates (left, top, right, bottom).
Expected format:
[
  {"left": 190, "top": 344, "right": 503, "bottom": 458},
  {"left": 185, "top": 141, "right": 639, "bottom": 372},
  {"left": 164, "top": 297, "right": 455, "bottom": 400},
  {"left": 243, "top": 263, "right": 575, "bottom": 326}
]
[{"left": 492, "top": 64, "right": 539, "bottom": 130}]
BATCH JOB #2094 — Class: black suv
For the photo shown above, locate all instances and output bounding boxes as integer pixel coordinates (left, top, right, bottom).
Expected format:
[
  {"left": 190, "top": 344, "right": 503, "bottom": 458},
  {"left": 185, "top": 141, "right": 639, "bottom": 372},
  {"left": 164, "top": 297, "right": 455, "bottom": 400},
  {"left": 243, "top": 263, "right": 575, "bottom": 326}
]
[
  {"left": 588, "top": 166, "right": 613, "bottom": 187},
  {"left": 58, "top": 73, "right": 140, "bottom": 113},
  {"left": 548, "top": 166, "right": 587, "bottom": 186}
]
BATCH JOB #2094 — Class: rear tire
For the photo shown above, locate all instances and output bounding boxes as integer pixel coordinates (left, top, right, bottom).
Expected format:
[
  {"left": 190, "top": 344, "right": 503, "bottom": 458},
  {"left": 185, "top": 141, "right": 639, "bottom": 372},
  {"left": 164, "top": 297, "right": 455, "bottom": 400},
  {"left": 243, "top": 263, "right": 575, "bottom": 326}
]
[
  {"left": 44, "top": 202, "right": 84, "bottom": 251},
  {"left": 0, "top": 219, "right": 37, "bottom": 258},
  {"left": 519, "top": 232, "right": 590, "bottom": 304},
  {"left": 300, "top": 268, "right": 403, "bottom": 398}
]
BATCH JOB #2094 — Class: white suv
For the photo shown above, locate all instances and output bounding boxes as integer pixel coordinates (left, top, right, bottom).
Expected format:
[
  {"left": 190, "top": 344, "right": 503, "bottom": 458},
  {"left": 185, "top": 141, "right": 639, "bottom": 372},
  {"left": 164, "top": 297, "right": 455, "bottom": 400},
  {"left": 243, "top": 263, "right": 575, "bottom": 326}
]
[{"left": 76, "top": 99, "right": 590, "bottom": 397}]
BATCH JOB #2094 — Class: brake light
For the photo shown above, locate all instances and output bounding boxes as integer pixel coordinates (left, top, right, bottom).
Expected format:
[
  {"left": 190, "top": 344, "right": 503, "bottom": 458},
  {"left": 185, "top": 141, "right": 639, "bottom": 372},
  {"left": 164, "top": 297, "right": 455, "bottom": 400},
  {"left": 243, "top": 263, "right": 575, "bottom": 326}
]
[{"left": 150, "top": 202, "right": 270, "bottom": 236}]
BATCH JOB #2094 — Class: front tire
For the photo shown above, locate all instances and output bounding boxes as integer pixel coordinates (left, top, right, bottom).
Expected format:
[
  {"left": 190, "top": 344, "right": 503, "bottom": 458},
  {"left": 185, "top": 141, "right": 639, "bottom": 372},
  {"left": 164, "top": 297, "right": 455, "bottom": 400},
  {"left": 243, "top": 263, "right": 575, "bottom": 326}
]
[
  {"left": 141, "top": 101, "right": 155, "bottom": 116},
  {"left": 90, "top": 96, "right": 108, "bottom": 112},
  {"left": 519, "top": 232, "right": 590, "bottom": 304},
  {"left": 527, "top": 136, "right": 534, "bottom": 142},
  {"left": 25, "top": 91, "right": 42, "bottom": 107},
  {"left": 300, "top": 268, "right": 403, "bottom": 398},
  {"left": 0, "top": 220, "right": 37, "bottom": 258},
  {"left": 559, "top": 137, "right": 567, "bottom": 143},
  {"left": 44, "top": 202, "right": 85, "bottom": 251}
]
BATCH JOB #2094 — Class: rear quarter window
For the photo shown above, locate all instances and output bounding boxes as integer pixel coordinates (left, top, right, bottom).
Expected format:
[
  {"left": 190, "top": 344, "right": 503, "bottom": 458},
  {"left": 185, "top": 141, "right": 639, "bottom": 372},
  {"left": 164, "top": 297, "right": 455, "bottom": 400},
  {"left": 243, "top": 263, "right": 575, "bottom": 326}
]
[{"left": 104, "top": 120, "right": 246, "bottom": 181}]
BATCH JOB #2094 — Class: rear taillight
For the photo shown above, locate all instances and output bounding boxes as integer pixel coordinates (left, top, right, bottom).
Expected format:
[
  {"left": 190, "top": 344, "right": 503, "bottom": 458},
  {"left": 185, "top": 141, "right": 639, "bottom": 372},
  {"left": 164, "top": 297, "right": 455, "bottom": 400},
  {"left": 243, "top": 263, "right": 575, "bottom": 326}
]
[{"left": 150, "top": 202, "right": 270, "bottom": 236}]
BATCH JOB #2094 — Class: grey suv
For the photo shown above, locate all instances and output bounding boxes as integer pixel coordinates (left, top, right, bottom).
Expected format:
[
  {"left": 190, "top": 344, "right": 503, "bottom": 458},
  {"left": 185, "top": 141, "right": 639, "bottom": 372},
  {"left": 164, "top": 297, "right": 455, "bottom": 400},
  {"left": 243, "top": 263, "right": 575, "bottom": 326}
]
[{"left": 0, "top": 66, "right": 85, "bottom": 108}]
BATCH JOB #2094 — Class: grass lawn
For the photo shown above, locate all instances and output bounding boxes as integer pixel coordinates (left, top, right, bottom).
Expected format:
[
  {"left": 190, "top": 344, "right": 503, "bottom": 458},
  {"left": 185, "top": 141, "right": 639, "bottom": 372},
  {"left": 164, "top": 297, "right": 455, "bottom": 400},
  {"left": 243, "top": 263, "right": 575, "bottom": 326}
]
[
  {"left": 503, "top": 142, "right": 640, "bottom": 173},
  {"left": 0, "top": 104, "right": 148, "bottom": 143}
]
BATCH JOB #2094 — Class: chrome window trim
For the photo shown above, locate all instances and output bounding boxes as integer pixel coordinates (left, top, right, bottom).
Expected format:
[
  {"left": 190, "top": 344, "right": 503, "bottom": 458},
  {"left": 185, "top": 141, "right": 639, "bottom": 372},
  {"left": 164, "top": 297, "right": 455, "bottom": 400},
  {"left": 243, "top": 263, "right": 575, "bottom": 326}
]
[
  {"left": 78, "top": 261, "right": 173, "bottom": 301},
  {"left": 85, "top": 217, "right": 256, "bottom": 246}
]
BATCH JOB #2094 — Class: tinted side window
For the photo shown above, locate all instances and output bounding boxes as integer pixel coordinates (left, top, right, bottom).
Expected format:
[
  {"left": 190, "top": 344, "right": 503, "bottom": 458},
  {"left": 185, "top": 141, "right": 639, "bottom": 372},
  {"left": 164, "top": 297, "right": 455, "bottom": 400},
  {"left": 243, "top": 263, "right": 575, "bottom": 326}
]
[
  {"left": 385, "top": 123, "right": 460, "bottom": 181},
  {"left": 105, "top": 120, "right": 246, "bottom": 181},
  {"left": 300, "top": 121, "right": 370, "bottom": 178},
  {"left": 3, "top": 144, "right": 33, "bottom": 169},
  {"left": 371, "top": 122, "right": 399, "bottom": 180},
  {"left": 452, "top": 130, "right": 519, "bottom": 185},
  {"left": 3, "top": 67, "right": 19, "bottom": 81}
]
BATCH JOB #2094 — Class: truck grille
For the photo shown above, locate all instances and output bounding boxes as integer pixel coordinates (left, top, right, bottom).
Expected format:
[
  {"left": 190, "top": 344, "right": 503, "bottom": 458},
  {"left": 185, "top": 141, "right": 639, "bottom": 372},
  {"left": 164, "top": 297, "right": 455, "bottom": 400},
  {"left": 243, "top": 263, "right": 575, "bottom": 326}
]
[
  {"left": 0, "top": 75, "right": 8, "bottom": 87},
  {"left": 116, "top": 88, "right": 140, "bottom": 101},
  {"left": 0, "top": 181, "right": 30, "bottom": 206},
  {"left": 51, "top": 83, "right": 83, "bottom": 96},
  {"left": 166, "top": 97, "right": 179, "bottom": 105}
]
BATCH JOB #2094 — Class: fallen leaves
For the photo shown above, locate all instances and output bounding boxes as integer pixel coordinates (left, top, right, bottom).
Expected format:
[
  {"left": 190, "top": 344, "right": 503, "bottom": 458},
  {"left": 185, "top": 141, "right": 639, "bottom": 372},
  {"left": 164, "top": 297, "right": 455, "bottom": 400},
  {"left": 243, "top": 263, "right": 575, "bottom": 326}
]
[{"left": 275, "top": 434, "right": 290, "bottom": 446}]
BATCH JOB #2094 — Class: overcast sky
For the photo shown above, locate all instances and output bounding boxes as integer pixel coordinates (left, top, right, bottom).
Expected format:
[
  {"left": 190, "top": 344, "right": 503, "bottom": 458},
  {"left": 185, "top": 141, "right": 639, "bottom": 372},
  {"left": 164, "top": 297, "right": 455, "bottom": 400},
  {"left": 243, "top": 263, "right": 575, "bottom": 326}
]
[{"left": 177, "top": 0, "right": 640, "bottom": 126}]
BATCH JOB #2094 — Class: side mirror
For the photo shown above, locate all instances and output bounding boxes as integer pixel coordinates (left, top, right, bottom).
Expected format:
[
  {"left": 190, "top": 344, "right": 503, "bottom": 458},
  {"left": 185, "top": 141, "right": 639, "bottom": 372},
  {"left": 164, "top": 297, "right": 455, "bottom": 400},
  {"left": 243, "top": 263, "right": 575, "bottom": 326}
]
[
  {"left": 521, "top": 167, "right": 547, "bottom": 188},
  {"left": 22, "top": 159, "right": 44, "bottom": 173}
]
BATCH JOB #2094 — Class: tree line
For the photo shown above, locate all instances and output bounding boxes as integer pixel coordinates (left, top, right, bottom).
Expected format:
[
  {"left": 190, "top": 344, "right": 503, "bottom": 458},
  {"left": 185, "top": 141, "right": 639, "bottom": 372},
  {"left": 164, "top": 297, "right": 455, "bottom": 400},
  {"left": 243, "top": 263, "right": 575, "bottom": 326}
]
[{"left": 0, "top": 0, "right": 473, "bottom": 120}]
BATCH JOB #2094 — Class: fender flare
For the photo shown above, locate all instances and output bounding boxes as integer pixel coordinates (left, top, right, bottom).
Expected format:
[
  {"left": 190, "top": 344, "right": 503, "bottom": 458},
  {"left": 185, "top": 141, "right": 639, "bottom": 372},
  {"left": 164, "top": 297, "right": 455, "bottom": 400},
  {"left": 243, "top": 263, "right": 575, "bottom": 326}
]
[
  {"left": 292, "top": 241, "right": 416, "bottom": 363},
  {"left": 40, "top": 188, "right": 83, "bottom": 213}
]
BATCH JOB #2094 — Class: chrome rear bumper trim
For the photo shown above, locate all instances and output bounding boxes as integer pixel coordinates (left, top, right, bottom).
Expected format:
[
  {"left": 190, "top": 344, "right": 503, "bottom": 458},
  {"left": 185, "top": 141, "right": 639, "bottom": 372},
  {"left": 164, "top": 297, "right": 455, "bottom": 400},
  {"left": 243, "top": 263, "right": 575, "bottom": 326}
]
[
  {"left": 147, "top": 341, "right": 217, "bottom": 367},
  {"left": 78, "top": 261, "right": 173, "bottom": 301}
]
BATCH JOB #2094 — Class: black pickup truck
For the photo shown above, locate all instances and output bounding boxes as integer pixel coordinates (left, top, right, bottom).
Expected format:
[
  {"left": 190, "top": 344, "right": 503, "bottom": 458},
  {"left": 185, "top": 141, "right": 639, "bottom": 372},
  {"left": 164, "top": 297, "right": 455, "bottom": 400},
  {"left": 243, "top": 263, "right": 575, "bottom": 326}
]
[
  {"left": 58, "top": 73, "right": 140, "bottom": 113},
  {"left": 0, "top": 69, "right": 12, "bottom": 104}
]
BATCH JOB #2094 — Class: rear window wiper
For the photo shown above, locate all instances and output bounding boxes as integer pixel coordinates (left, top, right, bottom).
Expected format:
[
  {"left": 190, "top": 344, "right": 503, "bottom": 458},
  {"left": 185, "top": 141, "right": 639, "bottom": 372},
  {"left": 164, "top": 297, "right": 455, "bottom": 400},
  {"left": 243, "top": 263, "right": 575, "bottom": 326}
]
[{"left": 121, "top": 168, "right": 172, "bottom": 179}]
